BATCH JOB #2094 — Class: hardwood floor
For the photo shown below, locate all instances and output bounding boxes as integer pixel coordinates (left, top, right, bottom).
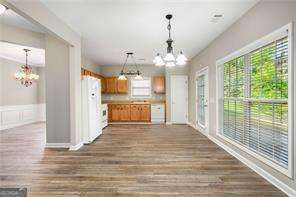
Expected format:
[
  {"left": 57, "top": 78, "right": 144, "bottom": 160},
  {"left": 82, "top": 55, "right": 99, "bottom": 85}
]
[{"left": 0, "top": 122, "right": 286, "bottom": 196}]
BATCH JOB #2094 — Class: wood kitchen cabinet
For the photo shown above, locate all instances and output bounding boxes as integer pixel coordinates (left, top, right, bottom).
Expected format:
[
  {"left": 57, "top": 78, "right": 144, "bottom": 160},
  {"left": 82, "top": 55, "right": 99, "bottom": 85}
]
[
  {"left": 153, "top": 76, "right": 165, "bottom": 94},
  {"left": 108, "top": 103, "right": 151, "bottom": 122},
  {"left": 120, "top": 104, "right": 131, "bottom": 121},
  {"left": 110, "top": 104, "right": 120, "bottom": 122},
  {"left": 130, "top": 104, "right": 141, "bottom": 121},
  {"left": 117, "top": 79, "right": 128, "bottom": 93},
  {"left": 105, "top": 77, "right": 118, "bottom": 93},
  {"left": 140, "top": 104, "right": 151, "bottom": 121}
]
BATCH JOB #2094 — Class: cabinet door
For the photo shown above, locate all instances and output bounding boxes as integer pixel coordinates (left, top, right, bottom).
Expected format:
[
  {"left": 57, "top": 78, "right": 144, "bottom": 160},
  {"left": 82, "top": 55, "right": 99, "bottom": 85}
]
[
  {"left": 101, "top": 77, "right": 106, "bottom": 93},
  {"left": 111, "top": 104, "right": 120, "bottom": 121},
  {"left": 153, "top": 76, "right": 165, "bottom": 94},
  {"left": 130, "top": 105, "right": 141, "bottom": 121},
  {"left": 140, "top": 104, "right": 151, "bottom": 122},
  {"left": 117, "top": 79, "right": 128, "bottom": 93},
  {"left": 108, "top": 104, "right": 113, "bottom": 122},
  {"left": 120, "top": 104, "right": 130, "bottom": 121},
  {"left": 106, "top": 77, "right": 117, "bottom": 93}
]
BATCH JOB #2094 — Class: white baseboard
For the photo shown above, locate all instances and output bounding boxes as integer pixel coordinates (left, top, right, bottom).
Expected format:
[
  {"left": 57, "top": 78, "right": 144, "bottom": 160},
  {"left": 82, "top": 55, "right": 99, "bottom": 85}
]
[
  {"left": 45, "top": 143, "right": 70, "bottom": 148},
  {"left": 69, "top": 142, "right": 83, "bottom": 151},
  {"left": 187, "top": 122, "right": 296, "bottom": 197},
  {"left": 165, "top": 122, "right": 172, "bottom": 125},
  {"left": 0, "top": 104, "right": 46, "bottom": 131}
]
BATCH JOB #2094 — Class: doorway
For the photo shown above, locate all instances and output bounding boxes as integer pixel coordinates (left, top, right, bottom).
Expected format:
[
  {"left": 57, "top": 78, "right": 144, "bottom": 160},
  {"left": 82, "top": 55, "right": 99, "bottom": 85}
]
[
  {"left": 196, "top": 67, "right": 209, "bottom": 134},
  {"left": 170, "top": 75, "right": 188, "bottom": 124}
]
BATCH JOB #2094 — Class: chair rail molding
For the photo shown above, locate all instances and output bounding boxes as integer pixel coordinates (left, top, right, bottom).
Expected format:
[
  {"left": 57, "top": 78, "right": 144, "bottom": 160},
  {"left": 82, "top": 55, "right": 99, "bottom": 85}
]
[{"left": 0, "top": 104, "right": 46, "bottom": 131}]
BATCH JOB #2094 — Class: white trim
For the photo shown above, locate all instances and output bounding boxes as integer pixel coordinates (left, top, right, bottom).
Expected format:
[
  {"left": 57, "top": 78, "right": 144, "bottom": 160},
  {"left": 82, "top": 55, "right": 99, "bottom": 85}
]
[
  {"left": 69, "top": 142, "right": 83, "bottom": 151},
  {"left": 216, "top": 23, "right": 291, "bottom": 65},
  {"left": 0, "top": 104, "right": 46, "bottom": 131},
  {"left": 195, "top": 67, "right": 209, "bottom": 134},
  {"left": 209, "top": 135, "right": 296, "bottom": 197},
  {"left": 215, "top": 23, "right": 294, "bottom": 178},
  {"left": 187, "top": 123, "right": 296, "bottom": 196},
  {"left": 166, "top": 122, "right": 172, "bottom": 125},
  {"left": 45, "top": 143, "right": 70, "bottom": 148}
]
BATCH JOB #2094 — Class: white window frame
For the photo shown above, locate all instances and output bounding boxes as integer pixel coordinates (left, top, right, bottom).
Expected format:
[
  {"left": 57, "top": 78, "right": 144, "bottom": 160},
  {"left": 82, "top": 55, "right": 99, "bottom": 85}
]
[
  {"left": 215, "top": 23, "right": 294, "bottom": 178},
  {"left": 130, "top": 77, "right": 152, "bottom": 98}
]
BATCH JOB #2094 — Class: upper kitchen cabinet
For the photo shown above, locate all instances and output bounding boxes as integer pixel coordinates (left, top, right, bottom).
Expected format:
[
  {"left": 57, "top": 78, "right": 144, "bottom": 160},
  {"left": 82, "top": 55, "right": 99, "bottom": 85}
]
[
  {"left": 153, "top": 76, "right": 165, "bottom": 94},
  {"left": 105, "top": 77, "right": 118, "bottom": 93},
  {"left": 117, "top": 79, "right": 128, "bottom": 93},
  {"left": 104, "top": 77, "right": 128, "bottom": 94}
]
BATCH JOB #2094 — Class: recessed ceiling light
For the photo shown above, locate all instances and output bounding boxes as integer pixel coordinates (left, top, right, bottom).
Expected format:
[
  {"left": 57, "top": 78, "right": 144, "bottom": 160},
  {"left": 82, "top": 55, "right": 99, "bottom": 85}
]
[{"left": 0, "top": 4, "right": 7, "bottom": 15}]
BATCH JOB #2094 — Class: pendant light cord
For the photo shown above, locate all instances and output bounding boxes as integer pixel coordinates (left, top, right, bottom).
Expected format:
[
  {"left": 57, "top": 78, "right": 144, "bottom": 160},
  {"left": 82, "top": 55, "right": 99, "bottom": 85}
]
[{"left": 120, "top": 53, "right": 141, "bottom": 75}]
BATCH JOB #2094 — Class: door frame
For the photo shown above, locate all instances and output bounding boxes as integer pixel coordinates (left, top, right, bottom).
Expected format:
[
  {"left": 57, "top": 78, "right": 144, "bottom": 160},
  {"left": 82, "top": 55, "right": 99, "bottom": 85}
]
[
  {"left": 170, "top": 75, "right": 188, "bottom": 124},
  {"left": 196, "top": 67, "right": 209, "bottom": 135}
]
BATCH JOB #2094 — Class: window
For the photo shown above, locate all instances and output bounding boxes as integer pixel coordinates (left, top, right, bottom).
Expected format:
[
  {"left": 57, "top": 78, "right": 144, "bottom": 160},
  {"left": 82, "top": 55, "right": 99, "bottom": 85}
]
[
  {"left": 131, "top": 78, "right": 151, "bottom": 98},
  {"left": 217, "top": 25, "right": 292, "bottom": 176},
  {"left": 197, "top": 75, "right": 206, "bottom": 127}
]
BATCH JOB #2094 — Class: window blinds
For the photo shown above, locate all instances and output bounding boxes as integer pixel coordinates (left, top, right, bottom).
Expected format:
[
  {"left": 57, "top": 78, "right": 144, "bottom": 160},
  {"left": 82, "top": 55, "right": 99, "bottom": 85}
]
[
  {"left": 131, "top": 78, "right": 151, "bottom": 97},
  {"left": 221, "top": 36, "right": 289, "bottom": 169}
]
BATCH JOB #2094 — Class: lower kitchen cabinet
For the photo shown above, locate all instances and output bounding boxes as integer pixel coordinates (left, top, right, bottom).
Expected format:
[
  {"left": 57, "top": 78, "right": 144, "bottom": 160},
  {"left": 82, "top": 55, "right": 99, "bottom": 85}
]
[
  {"left": 130, "top": 105, "right": 141, "bottom": 121},
  {"left": 108, "top": 103, "right": 151, "bottom": 122},
  {"left": 120, "top": 104, "right": 131, "bottom": 121},
  {"left": 140, "top": 104, "right": 151, "bottom": 121}
]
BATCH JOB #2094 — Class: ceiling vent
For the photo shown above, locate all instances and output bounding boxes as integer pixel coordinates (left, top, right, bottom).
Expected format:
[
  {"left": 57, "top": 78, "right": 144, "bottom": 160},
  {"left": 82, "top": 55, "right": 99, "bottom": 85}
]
[{"left": 211, "top": 14, "right": 223, "bottom": 23}]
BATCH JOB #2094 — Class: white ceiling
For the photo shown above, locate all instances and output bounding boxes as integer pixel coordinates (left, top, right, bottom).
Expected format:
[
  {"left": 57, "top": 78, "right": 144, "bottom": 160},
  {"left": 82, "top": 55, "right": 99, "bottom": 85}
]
[
  {"left": 39, "top": 0, "right": 258, "bottom": 66},
  {"left": 0, "top": 9, "right": 45, "bottom": 33},
  {"left": 0, "top": 42, "right": 45, "bottom": 66}
]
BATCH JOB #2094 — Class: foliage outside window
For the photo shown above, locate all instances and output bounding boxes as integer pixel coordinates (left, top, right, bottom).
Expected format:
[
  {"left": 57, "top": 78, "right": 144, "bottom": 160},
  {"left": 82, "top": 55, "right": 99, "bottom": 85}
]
[{"left": 221, "top": 36, "right": 289, "bottom": 169}]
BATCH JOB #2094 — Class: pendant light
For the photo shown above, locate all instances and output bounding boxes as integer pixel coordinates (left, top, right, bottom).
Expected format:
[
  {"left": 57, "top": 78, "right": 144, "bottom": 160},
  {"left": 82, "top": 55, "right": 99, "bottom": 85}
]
[
  {"left": 14, "top": 49, "right": 39, "bottom": 87},
  {"left": 153, "top": 14, "right": 187, "bottom": 67},
  {"left": 118, "top": 52, "right": 143, "bottom": 80}
]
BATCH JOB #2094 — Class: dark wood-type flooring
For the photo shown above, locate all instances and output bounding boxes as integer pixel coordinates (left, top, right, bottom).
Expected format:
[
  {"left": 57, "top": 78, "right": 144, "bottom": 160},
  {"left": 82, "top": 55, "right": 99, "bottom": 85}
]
[{"left": 0, "top": 122, "right": 286, "bottom": 196}]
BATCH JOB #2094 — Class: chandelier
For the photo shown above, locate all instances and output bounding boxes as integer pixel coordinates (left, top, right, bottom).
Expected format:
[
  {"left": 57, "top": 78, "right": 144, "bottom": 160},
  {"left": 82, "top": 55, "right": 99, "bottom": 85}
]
[
  {"left": 118, "top": 52, "right": 143, "bottom": 80},
  {"left": 153, "top": 14, "right": 187, "bottom": 67},
  {"left": 14, "top": 49, "right": 39, "bottom": 87}
]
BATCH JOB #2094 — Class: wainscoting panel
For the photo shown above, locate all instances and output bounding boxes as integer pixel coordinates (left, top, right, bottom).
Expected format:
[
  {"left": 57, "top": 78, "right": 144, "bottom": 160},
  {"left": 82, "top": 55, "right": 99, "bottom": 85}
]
[{"left": 0, "top": 104, "right": 46, "bottom": 130}]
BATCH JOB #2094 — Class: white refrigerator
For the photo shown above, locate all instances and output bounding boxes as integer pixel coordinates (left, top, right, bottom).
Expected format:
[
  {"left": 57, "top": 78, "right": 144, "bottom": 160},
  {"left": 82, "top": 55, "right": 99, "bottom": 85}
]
[{"left": 81, "top": 76, "right": 102, "bottom": 144}]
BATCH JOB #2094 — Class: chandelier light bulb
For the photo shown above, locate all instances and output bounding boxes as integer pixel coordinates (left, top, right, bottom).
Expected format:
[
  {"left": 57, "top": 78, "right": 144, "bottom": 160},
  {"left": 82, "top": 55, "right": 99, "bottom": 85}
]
[
  {"left": 176, "top": 51, "right": 187, "bottom": 62},
  {"left": 176, "top": 59, "right": 186, "bottom": 66},
  {"left": 0, "top": 4, "right": 7, "bottom": 15},
  {"left": 153, "top": 53, "right": 163, "bottom": 63},
  {"left": 118, "top": 73, "right": 127, "bottom": 80},
  {"left": 164, "top": 53, "right": 175, "bottom": 61},
  {"left": 135, "top": 74, "right": 143, "bottom": 80}
]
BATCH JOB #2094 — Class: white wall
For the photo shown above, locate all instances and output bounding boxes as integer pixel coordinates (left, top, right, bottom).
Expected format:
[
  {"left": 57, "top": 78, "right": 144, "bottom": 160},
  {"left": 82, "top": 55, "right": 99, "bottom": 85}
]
[
  {"left": 81, "top": 56, "right": 101, "bottom": 74},
  {"left": 188, "top": 1, "right": 296, "bottom": 194},
  {"left": 0, "top": 58, "right": 45, "bottom": 106}
]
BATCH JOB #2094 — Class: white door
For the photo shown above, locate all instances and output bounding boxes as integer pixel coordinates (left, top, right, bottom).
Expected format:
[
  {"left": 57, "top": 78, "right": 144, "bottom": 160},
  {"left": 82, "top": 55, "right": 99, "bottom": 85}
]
[
  {"left": 196, "top": 68, "right": 209, "bottom": 134},
  {"left": 171, "top": 75, "right": 188, "bottom": 124}
]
